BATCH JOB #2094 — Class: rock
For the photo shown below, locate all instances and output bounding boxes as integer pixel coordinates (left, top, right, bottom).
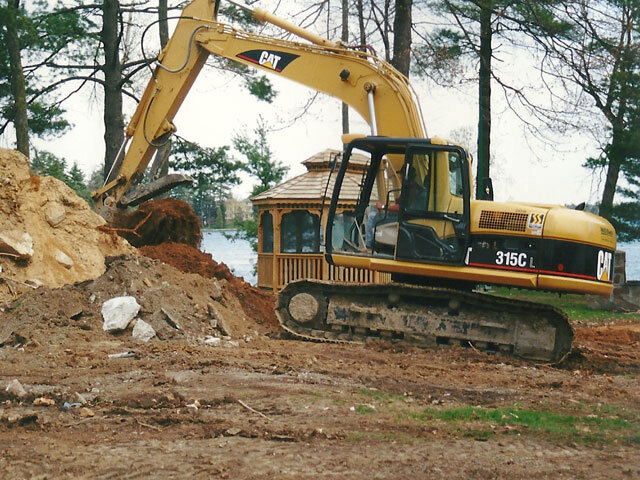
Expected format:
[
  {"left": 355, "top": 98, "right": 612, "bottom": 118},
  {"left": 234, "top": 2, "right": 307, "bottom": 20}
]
[
  {"left": 53, "top": 249, "right": 74, "bottom": 269},
  {"left": 210, "top": 280, "right": 222, "bottom": 301},
  {"left": 132, "top": 319, "right": 156, "bottom": 342},
  {"left": 33, "top": 397, "right": 55, "bottom": 406},
  {"left": 43, "top": 202, "right": 66, "bottom": 227},
  {"left": 102, "top": 296, "right": 140, "bottom": 332},
  {"left": 74, "top": 392, "right": 88, "bottom": 405},
  {"left": 0, "top": 230, "right": 33, "bottom": 260},
  {"left": 223, "top": 340, "right": 240, "bottom": 348},
  {"left": 207, "top": 303, "right": 219, "bottom": 328},
  {"left": 204, "top": 336, "right": 221, "bottom": 346},
  {"left": 5, "top": 379, "right": 27, "bottom": 398},
  {"left": 5, "top": 413, "right": 38, "bottom": 426},
  {"left": 108, "top": 351, "right": 136, "bottom": 359},
  {"left": 161, "top": 307, "right": 181, "bottom": 330},
  {"left": 217, "top": 315, "right": 233, "bottom": 337},
  {"left": 79, "top": 407, "right": 95, "bottom": 418},
  {"left": 225, "top": 427, "right": 242, "bottom": 436}
]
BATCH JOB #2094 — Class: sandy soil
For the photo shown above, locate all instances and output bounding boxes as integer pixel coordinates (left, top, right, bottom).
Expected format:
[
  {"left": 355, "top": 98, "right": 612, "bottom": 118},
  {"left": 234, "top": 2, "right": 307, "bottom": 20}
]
[{"left": 1, "top": 255, "right": 639, "bottom": 479}]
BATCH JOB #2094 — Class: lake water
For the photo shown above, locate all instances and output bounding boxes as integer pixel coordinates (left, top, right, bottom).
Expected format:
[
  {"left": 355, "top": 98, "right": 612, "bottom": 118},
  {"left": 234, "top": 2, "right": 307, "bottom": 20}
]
[
  {"left": 202, "top": 231, "right": 639, "bottom": 285},
  {"left": 201, "top": 230, "right": 257, "bottom": 285},
  {"left": 620, "top": 241, "right": 640, "bottom": 281}
]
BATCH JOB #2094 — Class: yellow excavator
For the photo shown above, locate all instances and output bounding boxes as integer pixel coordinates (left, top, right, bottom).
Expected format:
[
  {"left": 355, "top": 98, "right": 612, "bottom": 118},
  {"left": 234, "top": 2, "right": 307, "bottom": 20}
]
[{"left": 92, "top": 0, "right": 616, "bottom": 362}]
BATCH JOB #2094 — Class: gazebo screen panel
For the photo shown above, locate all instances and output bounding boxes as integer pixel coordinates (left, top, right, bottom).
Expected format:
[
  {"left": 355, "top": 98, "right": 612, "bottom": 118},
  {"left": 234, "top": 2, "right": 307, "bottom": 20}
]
[
  {"left": 281, "top": 211, "right": 320, "bottom": 253},
  {"left": 261, "top": 211, "right": 274, "bottom": 253}
]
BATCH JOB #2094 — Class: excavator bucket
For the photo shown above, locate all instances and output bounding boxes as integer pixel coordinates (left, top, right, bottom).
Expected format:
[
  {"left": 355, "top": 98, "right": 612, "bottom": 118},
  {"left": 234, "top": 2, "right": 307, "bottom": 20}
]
[{"left": 119, "top": 173, "right": 193, "bottom": 208}]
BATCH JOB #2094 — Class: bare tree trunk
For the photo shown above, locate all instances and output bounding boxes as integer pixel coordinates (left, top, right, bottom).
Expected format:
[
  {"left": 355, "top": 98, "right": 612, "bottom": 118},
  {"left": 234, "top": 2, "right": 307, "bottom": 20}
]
[
  {"left": 102, "top": 0, "right": 125, "bottom": 179},
  {"left": 341, "top": 0, "right": 349, "bottom": 136},
  {"left": 6, "top": 0, "right": 29, "bottom": 158},
  {"left": 599, "top": 122, "right": 625, "bottom": 219},
  {"left": 158, "top": 0, "right": 168, "bottom": 46},
  {"left": 391, "top": 0, "right": 412, "bottom": 77},
  {"left": 476, "top": 1, "right": 492, "bottom": 200},
  {"left": 356, "top": 0, "right": 366, "bottom": 46},
  {"left": 149, "top": 0, "right": 171, "bottom": 181}
]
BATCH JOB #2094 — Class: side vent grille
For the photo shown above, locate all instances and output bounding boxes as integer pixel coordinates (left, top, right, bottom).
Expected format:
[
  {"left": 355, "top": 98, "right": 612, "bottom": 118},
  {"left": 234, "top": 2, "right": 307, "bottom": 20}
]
[{"left": 479, "top": 211, "right": 528, "bottom": 232}]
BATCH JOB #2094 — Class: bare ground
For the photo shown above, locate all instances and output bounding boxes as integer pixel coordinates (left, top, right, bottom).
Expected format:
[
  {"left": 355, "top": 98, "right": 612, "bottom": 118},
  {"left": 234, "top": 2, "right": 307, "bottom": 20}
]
[{"left": 1, "top": 256, "right": 639, "bottom": 479}]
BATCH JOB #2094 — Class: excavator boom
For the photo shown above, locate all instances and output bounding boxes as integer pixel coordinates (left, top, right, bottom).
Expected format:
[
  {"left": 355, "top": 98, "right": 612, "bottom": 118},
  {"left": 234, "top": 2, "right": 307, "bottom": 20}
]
[{"left": 92, "top": 0, "right": 424, "bottom": 213}]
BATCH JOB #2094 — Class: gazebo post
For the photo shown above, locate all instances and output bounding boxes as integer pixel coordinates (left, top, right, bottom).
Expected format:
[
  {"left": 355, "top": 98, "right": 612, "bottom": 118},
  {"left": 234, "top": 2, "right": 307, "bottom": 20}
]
[{"left": 272, "top": 208, "right": 281, "bottom": 291}]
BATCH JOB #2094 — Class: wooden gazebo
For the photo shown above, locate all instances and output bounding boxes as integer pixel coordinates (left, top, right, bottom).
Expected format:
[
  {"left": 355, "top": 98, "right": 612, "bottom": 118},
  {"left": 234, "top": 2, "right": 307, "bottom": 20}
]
[{"left": 251, "top": 149, "right": 391, "bottom": 290}]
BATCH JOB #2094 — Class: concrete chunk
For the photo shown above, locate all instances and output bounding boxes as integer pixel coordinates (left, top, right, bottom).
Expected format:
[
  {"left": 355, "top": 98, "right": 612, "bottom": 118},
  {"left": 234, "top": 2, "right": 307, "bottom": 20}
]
[
  {"left": 132, "top": 319, "right": 156, "bottom": 342},
  {"left": 102, "top": 296, "right": 140, "bottom": 332},
  {"left": 0, "top": 231, "right": 33, "bottom": 260},
  {"left": 5, "top": 379, "right": 27, "bottom": 398},
  {"left": 54, "top": 249, "right": 74, "bottom": 269}
]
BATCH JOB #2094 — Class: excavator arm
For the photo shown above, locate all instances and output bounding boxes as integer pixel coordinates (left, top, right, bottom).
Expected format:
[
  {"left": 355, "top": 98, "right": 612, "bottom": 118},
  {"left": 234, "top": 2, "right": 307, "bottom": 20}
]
[{"left": 92, "top": 0, "right": 426, "bottom": 213}]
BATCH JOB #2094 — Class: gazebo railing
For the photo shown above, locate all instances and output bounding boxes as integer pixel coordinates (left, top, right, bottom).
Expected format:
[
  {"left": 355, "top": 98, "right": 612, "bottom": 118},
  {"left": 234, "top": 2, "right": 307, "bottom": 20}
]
[
  {"left": 258, "top": 252, "right": 391, "bottom": 290},
  {"left": 278, "top": 253, "right": 324, "bottom": 287}
]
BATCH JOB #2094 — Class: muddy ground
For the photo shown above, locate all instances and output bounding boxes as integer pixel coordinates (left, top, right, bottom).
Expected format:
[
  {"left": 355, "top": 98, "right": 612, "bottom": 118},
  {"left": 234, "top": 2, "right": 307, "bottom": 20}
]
[{"left": 1, "top": 255, "right": 639, "bottom": 479}]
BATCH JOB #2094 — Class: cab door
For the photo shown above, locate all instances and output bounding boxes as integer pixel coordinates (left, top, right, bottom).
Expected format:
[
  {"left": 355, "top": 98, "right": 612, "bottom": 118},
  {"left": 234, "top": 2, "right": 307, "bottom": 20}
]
[{"left": 395, "top": 145, "right": 470, "bottom": 264}]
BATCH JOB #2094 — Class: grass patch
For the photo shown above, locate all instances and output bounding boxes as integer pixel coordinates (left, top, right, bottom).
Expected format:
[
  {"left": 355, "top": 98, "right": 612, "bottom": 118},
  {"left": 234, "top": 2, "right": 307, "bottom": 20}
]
[
  {"left": 409, "top": 405, "right": 640, "bottom": 444},
  {"left": 490, "top": 287, "right": 640, "bottom": 323},
  {"left": 357, "top": 388, "right": 404, "bottom": 404},
  {"left": 354, "top": 404, "right": 376, "bottom": 414}
]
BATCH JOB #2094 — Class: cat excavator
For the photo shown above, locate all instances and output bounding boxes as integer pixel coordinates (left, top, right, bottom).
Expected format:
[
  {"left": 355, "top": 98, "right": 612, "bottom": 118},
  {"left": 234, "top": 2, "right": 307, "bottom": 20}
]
[{"left": 92, "top": 0, "right": 616, "bottom": 362}]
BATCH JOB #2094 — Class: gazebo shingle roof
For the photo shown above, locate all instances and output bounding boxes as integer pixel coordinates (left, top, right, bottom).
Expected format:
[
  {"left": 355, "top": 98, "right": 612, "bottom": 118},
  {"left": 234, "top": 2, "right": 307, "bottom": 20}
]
[{"left": 251, "top": 149, "right": 371, "bottom": 205}]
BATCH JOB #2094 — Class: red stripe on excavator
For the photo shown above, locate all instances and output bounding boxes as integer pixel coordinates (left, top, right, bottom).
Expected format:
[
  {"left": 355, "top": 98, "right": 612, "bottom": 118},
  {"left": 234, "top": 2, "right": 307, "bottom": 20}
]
[
  {"left": 468, "top": 262, "right": 599, "bottom": 281},
  {"left": 468, "top": 262, "right": 538, "bottom": 274}
]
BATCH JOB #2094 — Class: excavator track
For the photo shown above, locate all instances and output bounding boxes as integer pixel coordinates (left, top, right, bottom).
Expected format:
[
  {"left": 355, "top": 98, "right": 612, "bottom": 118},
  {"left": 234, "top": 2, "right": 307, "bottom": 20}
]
[{"left": 276, "top": 280, "right": 573, "bottom": 363}]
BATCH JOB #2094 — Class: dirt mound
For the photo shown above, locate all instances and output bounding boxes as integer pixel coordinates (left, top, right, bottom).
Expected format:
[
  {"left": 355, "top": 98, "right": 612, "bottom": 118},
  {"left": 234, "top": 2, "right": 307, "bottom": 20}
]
[
  {"left": 0, "top": 255, "right": 267, "bottom": 350},
  {"left": 139, "top": 242, "right": 234, "bottom": 281},
  {"left": 139, "top": 242, "right": 278, "bottom": 332},
  {"left": 0, "top": 148, "right": 134, "bottom": 301},
  {"left": 108, "top": 199, "right": 201, "bottom": 247}
]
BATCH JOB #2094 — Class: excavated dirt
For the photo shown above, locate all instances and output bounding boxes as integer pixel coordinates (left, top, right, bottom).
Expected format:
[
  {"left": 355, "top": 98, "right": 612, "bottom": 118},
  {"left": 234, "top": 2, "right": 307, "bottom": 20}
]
[
  {"left": 108, "top": 198, "right": 202, "bottom": 247},
  {"left": 139, "top": 242, "right": 279, "bottom": 333},
  {"left": 139, "top": 242, "right": 235, "bottom": 281},
  {"left": 0, "top": 148, "right": 134, "bottom": 301}
]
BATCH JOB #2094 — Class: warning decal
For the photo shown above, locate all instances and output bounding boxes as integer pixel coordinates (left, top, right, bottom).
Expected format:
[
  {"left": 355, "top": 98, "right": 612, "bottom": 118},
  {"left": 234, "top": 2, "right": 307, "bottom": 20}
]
[{"left": 528, "top": 213, "right": 545, "bottom": 230}]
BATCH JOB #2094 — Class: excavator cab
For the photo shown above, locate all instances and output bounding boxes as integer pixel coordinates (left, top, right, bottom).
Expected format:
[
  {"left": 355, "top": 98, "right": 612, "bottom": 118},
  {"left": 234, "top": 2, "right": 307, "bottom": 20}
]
[{"left": 327, "top": 136, "right": 471, "bottom": 267}]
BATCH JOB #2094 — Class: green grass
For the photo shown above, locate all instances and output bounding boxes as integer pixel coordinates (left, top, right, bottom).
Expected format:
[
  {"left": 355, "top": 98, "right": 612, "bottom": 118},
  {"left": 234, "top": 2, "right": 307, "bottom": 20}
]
[
  {"left": 354, "top": 404, "right": 376, "bottom": 414},
  {"left": 490, "top": 287, "right": 640, "bottom": 323},
  {"left": 357, "top": 388, "right": 405, "bottom": 404},
  {"left": 408, "top": 405, "right": 640, "bottom": 445}
]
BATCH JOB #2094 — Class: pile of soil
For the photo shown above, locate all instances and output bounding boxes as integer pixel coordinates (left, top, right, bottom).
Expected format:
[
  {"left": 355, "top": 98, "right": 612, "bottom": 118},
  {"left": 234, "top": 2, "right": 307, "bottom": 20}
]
[
  {"left": 108, "top": 198, "right": 201, "bottom": 247},
  {"left": 0, "top": 147, "right": 276, "bottom": 340},
  {"left": 0, "top": 255, "right": 264, "bottom": 350},
  {"left": 140, "top": 242, "right": 278, "bottom": 332},
  {"left": 0, "top": 149, "right": 134, "bottom": 301},
  {"left": 139, "top": 242, "right": 235, "bottom": 281}
]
